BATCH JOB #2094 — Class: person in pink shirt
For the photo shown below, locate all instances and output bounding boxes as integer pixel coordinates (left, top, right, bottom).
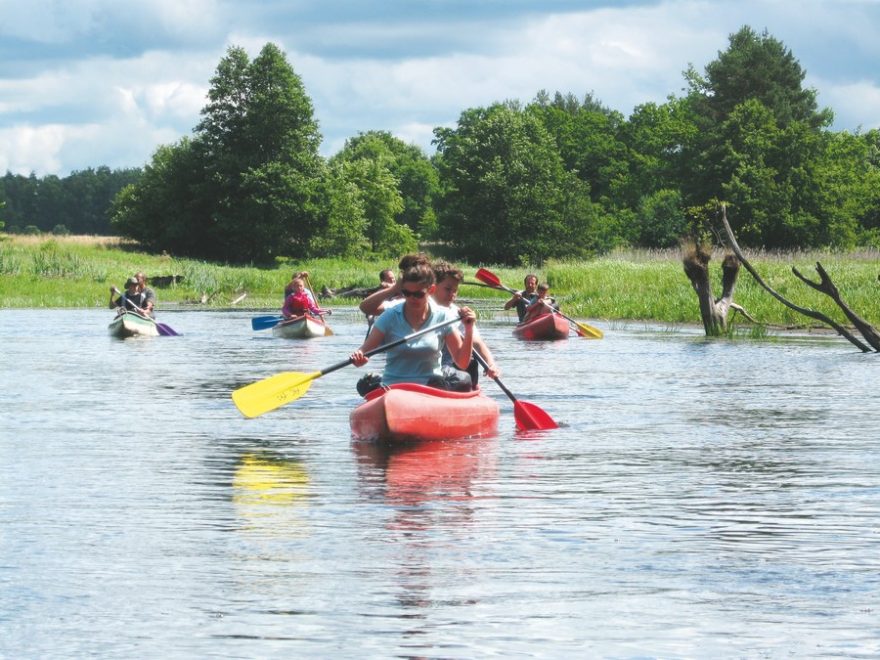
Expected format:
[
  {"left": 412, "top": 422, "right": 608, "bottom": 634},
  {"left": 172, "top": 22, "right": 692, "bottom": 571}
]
[{"left": 282, "top": 277, "right": 328, "bottom": 318}]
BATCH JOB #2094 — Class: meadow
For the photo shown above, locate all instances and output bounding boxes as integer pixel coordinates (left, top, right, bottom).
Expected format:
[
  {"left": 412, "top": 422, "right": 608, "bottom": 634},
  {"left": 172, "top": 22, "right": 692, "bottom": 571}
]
[{"left": 1, "top": 233, "right": 878, "bottom": 330}]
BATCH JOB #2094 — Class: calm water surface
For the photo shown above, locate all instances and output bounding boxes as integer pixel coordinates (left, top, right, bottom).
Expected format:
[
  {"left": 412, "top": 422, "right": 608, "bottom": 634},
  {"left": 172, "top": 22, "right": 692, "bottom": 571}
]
[{"left": 1, "top": 309, "right": 878, "bottom": 657}]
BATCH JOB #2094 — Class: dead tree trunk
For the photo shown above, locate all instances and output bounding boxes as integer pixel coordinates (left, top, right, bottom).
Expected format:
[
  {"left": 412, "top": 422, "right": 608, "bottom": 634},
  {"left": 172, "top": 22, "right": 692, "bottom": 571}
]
[
  {"left": 719, "top": 204, "right": 879, "bottom": 353},
  {"left": 682, "top": 241, "right": 748, "bottom": 335}
]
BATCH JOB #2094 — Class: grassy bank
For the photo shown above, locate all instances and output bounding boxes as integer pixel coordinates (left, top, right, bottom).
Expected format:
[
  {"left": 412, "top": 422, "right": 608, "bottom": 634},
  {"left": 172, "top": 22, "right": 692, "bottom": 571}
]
[{"left": 2, "top": 234, "right": 878, "bottom": 329}]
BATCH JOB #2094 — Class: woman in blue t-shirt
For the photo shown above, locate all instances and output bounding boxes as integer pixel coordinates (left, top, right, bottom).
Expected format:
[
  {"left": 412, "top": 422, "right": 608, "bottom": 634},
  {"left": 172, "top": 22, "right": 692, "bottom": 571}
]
[{"left": 350, "top": 263, "right": 476, "bottom": 394}]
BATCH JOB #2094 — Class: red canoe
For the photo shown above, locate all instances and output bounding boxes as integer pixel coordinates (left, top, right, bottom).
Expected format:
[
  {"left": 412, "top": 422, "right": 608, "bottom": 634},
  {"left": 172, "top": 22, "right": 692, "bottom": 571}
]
[
  {"left": 350, "top": 383, "right": 500, "bottom": 442},
  {"left": 512, "top": 311, "right": 570, "bottom": 341}
]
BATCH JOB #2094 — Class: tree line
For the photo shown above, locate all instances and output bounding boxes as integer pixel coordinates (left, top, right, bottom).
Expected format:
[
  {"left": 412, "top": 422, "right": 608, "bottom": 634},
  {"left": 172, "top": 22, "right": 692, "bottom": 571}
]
[
  {"left": 4, "top": 27, "right": 879, "bottom": 264},
  {"left": 1, "top": 167, "right": 141, "bottom": 235}
]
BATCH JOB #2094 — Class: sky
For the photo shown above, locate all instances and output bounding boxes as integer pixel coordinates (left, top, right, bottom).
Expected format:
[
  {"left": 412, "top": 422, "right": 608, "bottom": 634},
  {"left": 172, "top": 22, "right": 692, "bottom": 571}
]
[{"left": 2, "top": 0, "right": 880, "bottom": 177}]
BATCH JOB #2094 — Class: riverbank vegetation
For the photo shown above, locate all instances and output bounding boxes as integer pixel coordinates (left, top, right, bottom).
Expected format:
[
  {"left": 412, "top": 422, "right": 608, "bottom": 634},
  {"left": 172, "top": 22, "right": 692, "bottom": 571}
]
[{"left": 2, "top": 234, "right": 877, "bottom": 331}]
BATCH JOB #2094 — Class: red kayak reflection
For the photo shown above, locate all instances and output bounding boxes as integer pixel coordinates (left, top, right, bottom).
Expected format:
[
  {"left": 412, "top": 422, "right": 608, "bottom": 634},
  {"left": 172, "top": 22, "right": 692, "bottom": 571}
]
[{"left": 353, "top": 436, "right": 497, "bottom": 507}]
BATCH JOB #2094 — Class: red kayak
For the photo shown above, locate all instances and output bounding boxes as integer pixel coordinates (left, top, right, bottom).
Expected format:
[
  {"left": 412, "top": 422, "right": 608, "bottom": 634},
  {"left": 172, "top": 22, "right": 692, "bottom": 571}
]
[
  {"left": 513, "top": 311, "right": 569, "bottom": 341},
  {"left": 350, "top": 383, "right": 500, "bottom": 442}
]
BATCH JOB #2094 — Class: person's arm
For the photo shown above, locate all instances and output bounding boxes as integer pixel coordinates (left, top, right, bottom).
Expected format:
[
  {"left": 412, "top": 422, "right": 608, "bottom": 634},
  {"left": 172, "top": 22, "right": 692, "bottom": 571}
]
[
  {"left": 503, "top": 291, "right": 522, "bottom": 311},
  {"left": 308, "top": 299, "right": 331, "bottom": 316},
  {"left": 473, "top": 334, "right": 500, "bottom": 379},
  {"left": 142, "top": 287, "right": 156, "bottom": 314},
  {"left": 109, "top": 287, "right": 118, "bottom": 309},
  {"left": 359, "top": 279, "right": 401, "bottom": 316},
  {"left": 350, "top": 326, "right": 386, "bottom": 367},
  {"left": 281, "top": 294, "right": 295, "bottom": 319},
  {"left": 444, "top": 307, "right": 476, "bottom": 370}
]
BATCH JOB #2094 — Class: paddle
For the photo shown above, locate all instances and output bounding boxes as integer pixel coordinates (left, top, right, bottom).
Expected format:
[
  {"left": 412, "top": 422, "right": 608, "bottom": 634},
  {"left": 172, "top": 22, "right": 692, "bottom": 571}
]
[
  {"left": 475, "top": 268, "right": 603, "bottom": 339},
  {"left": 112, "top": 288, "right": 180, "bottom": 336},
  {"left": 303, "top": 274, "right": 334, "bottom": 336},
  {"left": 232, "top": 316, "right": 462, "bottom": 418},
  {"left": 471, "top": 352, "right": 557, "bottom": 430}
]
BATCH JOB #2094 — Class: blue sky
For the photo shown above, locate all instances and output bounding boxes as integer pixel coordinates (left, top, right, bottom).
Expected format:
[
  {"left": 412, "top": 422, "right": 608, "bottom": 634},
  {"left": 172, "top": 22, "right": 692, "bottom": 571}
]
[{"left": 2, "top": 0, "right": 879, "bottom": 177}]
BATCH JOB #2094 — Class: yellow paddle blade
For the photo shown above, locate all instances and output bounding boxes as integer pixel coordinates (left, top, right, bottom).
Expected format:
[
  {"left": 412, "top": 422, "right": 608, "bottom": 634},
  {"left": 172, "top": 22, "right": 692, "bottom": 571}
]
[
  {"left": 324, "top": 325, "right": 334, "bottom": 336},
  {"left": 232, "top": 371, "right": 321, "bottom": 418},
  {"left": 576, "top": 322, "right": 603, "bottom": 339}
]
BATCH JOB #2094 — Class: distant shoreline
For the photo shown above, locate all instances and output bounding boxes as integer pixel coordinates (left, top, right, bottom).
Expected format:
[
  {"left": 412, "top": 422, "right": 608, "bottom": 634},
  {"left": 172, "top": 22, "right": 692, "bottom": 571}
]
[{"left": 1, "top": 234, "right": 877, "bottom": 332}]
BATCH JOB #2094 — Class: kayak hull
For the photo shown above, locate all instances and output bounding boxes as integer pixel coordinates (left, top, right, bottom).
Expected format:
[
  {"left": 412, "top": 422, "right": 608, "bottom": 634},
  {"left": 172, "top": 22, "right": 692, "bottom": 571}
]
[
  {"left": 350, "top": 383, "right": 499, "bottom": 442},
  {"left": 272, "top": 314, "right": 328, "bottom": 339},
  {"left": 108, "top": 311, "right": 160, "bottom": 338},
  {"left": 513, "top": 312, "right": 569, "bottom": 341}
]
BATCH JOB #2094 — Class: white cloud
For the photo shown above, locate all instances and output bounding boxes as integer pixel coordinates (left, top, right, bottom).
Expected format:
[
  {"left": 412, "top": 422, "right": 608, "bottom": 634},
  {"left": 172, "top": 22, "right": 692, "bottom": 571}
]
[
  {"left": 0, "top": 124, "right": 67, "bottom": 174},
  {"left": 818, "top": 79, "right": 880, "bottom": 131},
  {"left": 2, "top": 0, "right": 880, "bottom": 175}
]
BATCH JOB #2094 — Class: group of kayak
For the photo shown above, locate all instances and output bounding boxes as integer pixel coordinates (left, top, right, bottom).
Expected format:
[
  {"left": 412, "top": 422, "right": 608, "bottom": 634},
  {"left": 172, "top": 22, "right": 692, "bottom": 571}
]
[
  {"left": 109, "top": 262, "right": 597, "bottom": 443},
  {"left": 234, "top": 256, "right": 600, "bottom": 443}
]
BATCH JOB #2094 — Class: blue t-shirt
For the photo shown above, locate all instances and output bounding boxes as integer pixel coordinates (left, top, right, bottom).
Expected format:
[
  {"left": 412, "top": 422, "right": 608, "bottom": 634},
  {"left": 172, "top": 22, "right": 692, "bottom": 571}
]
[
  {"left": 437, "top": 302, "right": 482, "bottom": 368},
  {"left": 373, "top": 300, "right": 456, "bottom": 385}
]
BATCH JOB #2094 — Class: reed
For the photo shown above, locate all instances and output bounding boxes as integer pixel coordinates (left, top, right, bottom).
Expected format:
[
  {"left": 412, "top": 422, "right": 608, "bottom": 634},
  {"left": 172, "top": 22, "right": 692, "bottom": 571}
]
[{"left": 2, "top": 234, "right": 877, "bottom": 329}]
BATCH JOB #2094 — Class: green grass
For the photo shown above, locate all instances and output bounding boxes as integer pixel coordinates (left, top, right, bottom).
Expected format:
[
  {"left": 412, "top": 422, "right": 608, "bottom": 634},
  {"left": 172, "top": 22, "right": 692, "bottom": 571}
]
[{"left": 2, "top": 234, "right": 878, "bottom": 330}]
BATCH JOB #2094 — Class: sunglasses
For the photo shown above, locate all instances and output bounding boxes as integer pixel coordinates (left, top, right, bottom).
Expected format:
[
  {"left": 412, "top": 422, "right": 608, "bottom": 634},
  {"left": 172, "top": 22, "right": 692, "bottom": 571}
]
[{"left": 401, "top": 289, "right": 427, "bottom": 299}]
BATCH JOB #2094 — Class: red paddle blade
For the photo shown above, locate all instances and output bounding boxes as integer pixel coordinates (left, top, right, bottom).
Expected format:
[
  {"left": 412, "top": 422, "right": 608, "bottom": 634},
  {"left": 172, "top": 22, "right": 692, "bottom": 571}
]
[
  {"left": 475, "top": 268, "right": 502, "bottom": 288},
  {"left": 513, "top": 400, "right": 559, "bottom": 431}
]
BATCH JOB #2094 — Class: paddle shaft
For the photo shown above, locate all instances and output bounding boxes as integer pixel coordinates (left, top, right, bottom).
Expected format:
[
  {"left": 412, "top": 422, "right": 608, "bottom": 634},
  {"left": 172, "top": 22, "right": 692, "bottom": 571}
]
[
  {"left": 471, "top": 343, "right": 558, "bottom": 430},
  {"left": 471, "top": 351, "right": 516, "bottom": 402},
  {"left": 323, "top": 315, "right": 463, "bottom": 377},
  {"left": 549, "top": 307, "right": 584, "bottom": 330},
  {"left": 303, "top": 274, "right": 319, "bottom": 307}
]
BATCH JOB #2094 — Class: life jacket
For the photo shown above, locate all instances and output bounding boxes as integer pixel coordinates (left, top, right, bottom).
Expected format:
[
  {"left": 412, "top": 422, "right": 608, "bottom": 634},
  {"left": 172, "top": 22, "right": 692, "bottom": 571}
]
[{"left": 283, "top": 291, "right": 317, "bottom": 317}]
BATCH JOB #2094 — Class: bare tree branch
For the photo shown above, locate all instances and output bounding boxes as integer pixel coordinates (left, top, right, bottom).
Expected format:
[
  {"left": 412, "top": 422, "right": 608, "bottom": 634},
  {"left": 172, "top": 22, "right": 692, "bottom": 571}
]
[
  {"left": 719, "top": 205, "right": 873, "bottom": 352},
  {"left": 792, "top": 263, "right": 880, "bottom": 350}
]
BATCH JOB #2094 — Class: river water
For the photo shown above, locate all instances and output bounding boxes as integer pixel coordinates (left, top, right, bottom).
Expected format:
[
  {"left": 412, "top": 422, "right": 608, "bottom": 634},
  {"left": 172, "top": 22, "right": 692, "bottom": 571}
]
[{"left": 1, "top": 308, "right": 878, "bottom": 657}]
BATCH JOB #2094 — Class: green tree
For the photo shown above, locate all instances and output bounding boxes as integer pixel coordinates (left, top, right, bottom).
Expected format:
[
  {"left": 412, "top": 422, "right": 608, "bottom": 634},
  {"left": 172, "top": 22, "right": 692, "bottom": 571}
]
[
  {"left": 433, "top": 103, "right": 595, "bottom": 265},
  {"left": 332, "top": 131, "right": 439, "bottom": 237},
  {"left": 114, "top": 43, "right": 324, "bottom": 263},
  {"left": 195, "top": 43, "right": 324, "bottom": 262},
  {"left": 309, "top": 161, "right": 370, "bottom": 257},
  {"left": 634, "top": 189, "right": 686, "bottom": 248},
  {"left": 681, "top": 26, "right": 839, "bottom": 247},
  {"left": 529, "top": 91, "right": 629, "bottom": 205},
  {"left": 2, "top": 168, "right": 139, "bottom": 235},
  {"left": 855, "top": 129, "right": 880, "bottom": 245},
  {"left": 619, "top": 99, "right": 697, "bottom": 204},
  {"left": 337, "top": 157, "right": 413, "bottom": 255},
  {"left": 687, "top": 26, "right": 832, "bottom": 130},
  {"left": 112, "top": 138, "right": 208, "bottom": 254}
]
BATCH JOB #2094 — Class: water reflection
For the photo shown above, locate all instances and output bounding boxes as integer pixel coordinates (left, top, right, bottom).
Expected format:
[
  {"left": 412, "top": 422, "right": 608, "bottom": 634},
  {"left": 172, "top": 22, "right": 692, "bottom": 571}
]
[
  {"left": 231, "top": 451, "right": 310, "bottom": 536},
  {"left": 353, "top": 438, "right": 497, "bottom": 621}
]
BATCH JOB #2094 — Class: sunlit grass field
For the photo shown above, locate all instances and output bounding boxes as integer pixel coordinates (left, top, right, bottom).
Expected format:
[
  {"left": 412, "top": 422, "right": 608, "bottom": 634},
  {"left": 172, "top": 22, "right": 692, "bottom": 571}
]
[{"left": 2, "top": 234, "right": 878, "bottom": 330}]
